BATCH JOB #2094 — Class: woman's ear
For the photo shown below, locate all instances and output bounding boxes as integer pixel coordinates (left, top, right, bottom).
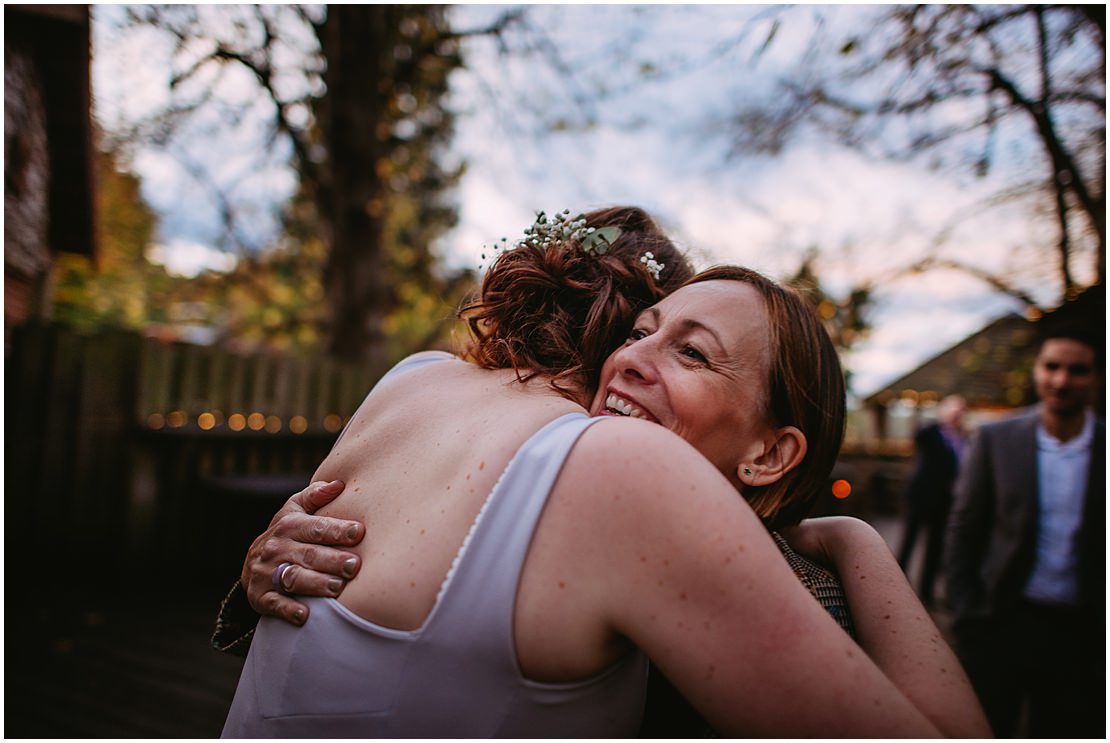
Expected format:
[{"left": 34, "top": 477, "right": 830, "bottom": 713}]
[{"left": 737, "top": 426, "right": 807, "bottom": 487}]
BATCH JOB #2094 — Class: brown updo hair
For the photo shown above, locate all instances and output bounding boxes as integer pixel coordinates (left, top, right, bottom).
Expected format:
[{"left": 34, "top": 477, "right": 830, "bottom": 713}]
[
  {"left": 684, "top": 266, "right": 847, "bottom": 529},
  {"left": 460, "top": 206, "right": 693, "bottom": 397}
]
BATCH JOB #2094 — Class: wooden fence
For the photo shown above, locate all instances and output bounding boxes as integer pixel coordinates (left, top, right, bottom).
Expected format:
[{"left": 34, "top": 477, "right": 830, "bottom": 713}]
[{"left": 6, "top": 322, "right": 381, "bottom": 589}]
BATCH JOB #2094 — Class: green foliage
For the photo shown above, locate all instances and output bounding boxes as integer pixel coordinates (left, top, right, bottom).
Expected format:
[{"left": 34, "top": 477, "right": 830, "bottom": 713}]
[
  {"left": 371, "top": 6, "right": 474, "bottom": 363},
  {"left": 197, "top": 235, "right": 331, "bottom": 353},
  {"left": 86, "top": 5, "right": 477, "bottom": 361},
  {"left": 50, "top": 146, "right": 174, "bottom": 332}
]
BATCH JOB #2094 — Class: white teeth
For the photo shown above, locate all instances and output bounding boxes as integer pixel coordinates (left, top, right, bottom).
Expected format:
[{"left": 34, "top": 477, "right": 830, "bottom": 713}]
[{"left": 606, "top": 393, "right": 647, "bottom": 420}]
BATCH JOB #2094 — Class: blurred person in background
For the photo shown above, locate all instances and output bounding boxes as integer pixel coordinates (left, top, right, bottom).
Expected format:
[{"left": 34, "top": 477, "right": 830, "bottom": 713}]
[
  {"left": 945, "top": 326, "right": 1104, "bottom": 738},
  {"left": 897, "top": 394, "right": 967, "bottom": 608}
]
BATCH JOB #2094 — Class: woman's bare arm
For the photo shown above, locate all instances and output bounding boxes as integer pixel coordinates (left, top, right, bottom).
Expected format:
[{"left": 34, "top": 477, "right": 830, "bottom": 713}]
[
  {"left": 781, "top": 516, "right": 991, "bottom": 738},
  {"left": 555, "top": 420, "right": 947, "bottom": 738}
]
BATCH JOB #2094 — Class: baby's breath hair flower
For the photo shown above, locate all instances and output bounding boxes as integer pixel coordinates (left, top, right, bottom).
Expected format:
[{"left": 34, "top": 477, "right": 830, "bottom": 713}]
[
  {"left": 480, "top": 209, "right": 622, "bottom": 270},
  {"left": 640, "top": 251, "right": 664, "bottom": 280}
]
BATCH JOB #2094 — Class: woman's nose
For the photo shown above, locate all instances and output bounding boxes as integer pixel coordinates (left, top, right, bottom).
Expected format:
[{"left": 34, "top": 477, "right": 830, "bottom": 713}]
[{"left": 614, "top": 340, "right": 657, "bottom": 383}]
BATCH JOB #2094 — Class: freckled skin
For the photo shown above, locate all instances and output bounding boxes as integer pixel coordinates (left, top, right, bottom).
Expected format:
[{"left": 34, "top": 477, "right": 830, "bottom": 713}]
[{"left": 780, "top": 516, "right": 990, "bottom": 736}]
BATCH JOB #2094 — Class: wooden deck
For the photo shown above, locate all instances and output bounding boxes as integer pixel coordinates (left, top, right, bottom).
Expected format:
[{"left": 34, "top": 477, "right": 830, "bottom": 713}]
[{"left": 5, "top": 587, "right": 245, "bottom": 738}]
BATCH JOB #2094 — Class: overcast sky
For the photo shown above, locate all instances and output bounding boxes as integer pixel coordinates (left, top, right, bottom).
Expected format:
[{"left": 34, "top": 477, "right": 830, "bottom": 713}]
[{"left": 91, "top": 4, "right": 1092, "bottom": 399}]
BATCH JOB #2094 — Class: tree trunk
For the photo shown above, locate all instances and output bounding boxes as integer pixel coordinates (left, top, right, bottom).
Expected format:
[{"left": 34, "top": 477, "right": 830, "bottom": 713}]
[{"left": 316, "top": 5, "right": 397, "bottom": 364}]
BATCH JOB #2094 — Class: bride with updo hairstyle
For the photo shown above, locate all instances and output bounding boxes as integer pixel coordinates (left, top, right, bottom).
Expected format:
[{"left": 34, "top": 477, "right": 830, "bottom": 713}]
[{"left": 460, "top": 206, "right": 693, "bottom": 397}]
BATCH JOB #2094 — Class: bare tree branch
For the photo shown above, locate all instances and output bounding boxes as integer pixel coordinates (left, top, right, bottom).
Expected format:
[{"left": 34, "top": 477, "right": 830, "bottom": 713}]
[
  {"left": 447, "top": 7, "right": 526, "bottom": 40},
  {"left": 894, "top": 257, "right": 1042, "bottom": 308},
  {"left": 981, "top": 64, "right": 1103, "bottom": 246}
]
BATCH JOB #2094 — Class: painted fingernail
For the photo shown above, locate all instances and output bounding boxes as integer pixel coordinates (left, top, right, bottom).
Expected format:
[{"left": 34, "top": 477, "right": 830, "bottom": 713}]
[
  {"left": 328, "top": 578, "right": 343, "bottom": 594},
  {"left": 346, "top": 524, "right": 359, "bottom": 540},
  {"left": 342, "top": 557, "right": 357, "bottom": 577},
  {"left": 293, "top": 608, "right": 305, "bottom": 625}
]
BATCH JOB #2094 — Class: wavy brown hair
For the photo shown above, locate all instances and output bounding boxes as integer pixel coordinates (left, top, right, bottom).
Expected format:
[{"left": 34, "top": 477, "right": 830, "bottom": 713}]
[
  {"left": 460, "top": 206, "right": 693, "bottom": 398},
  {"left": 685, "top": 266, "right": 847, "bottom": 529}
]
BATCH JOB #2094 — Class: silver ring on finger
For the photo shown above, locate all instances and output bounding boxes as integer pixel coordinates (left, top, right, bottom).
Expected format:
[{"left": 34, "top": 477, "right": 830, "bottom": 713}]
[{"left": 273, "top": 562, "right": 296, "bottom": 595}]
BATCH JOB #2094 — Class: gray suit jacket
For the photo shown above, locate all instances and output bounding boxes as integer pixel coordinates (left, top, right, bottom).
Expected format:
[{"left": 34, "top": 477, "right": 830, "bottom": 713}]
[{"left": 944, "top": 407, "right": 1105, "bottom": 623}]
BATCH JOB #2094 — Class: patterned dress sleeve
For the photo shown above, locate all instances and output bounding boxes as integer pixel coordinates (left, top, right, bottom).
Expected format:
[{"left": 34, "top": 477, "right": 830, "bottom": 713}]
[{"left": 770, "top": 530, "right": 857, "bottom": 638}]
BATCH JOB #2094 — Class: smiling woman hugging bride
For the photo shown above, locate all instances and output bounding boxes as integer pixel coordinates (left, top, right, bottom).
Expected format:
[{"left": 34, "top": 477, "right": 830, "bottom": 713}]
[{"left": 221, "top": 206, "right": 988, "bottom": 737}]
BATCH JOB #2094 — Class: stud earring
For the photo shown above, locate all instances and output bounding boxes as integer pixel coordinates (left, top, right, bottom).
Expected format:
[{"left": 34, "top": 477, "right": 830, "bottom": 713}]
[{"left": 743, "top": 467, "right": 753, "bottom": 477}]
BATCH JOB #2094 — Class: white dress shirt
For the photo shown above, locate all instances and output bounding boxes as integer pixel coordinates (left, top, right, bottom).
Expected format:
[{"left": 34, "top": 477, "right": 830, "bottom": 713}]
[{"left": 1023, "top": 410, "right": 1095, "bottom": 605}]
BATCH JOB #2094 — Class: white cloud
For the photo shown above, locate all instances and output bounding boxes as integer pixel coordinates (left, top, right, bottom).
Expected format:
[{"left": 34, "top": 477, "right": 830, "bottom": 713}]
[{"left": 147, "top": 239, "right": 237, "bottom": 278}]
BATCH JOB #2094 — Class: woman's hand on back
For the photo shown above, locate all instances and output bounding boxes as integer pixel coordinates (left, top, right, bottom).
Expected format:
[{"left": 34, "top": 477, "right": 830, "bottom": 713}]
[{"left": 242, "top": 480, "right": 365, "bottom": 625}]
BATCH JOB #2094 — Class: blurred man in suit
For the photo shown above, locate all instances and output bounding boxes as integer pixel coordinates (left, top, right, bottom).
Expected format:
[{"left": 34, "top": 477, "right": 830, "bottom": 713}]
[
  {"left": 897, "top": 394, "right": 967, "bottom": 607},
  {"left": 945, "top": 327, "right": 1104, "bottom": 738}
]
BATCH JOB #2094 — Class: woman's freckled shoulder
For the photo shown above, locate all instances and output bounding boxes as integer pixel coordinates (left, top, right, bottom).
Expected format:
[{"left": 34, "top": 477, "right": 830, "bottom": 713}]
[
  {"left": 579, "top": 417, "right": 698, "bottom": 462},
  {"left": 568, "top": 417, "right": 720, "bottom": 494}
]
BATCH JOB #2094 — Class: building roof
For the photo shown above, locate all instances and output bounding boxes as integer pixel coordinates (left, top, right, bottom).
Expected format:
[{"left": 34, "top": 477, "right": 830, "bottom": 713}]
[
  {"left": 864, "top": 283, "right": 1104, "bottom": 410},
  {"left": 864, "top": 313, "right": 1038, "bottom": 410}
]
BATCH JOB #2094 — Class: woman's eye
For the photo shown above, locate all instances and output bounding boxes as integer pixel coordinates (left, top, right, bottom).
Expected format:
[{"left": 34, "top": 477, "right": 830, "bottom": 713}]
[
  {"left": 628, "top": 328, "right": 648, "bottom": 341},
  {"left": 682, "top": 346, "right": 707, "bottom": 363}
]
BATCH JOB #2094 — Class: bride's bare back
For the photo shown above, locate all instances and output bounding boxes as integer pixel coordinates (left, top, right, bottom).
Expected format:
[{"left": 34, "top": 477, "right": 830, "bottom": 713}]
[{"left": 312, "top": 357, "right": 580, "bottom": 627}]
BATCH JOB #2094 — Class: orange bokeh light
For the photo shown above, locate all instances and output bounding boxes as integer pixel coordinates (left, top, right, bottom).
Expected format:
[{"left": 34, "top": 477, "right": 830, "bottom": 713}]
[{"left": 832, "top": 479, "right": 852, "bottom": 499}]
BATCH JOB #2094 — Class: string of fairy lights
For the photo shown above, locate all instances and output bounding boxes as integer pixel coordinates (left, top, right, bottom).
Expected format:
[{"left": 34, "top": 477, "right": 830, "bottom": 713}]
[{"left": 145, "top": 410, "right": 347, "bottom": 434}]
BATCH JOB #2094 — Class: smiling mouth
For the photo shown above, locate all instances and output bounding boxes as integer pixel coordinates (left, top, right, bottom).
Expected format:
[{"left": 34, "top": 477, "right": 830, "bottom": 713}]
[{"left": 601, "top": 393, "right": 659, "bottom": 423}]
